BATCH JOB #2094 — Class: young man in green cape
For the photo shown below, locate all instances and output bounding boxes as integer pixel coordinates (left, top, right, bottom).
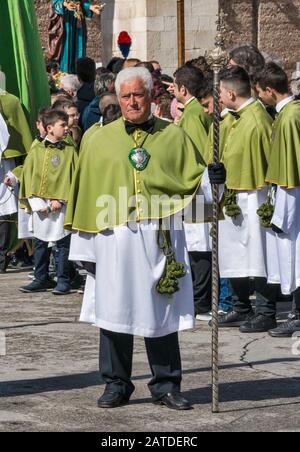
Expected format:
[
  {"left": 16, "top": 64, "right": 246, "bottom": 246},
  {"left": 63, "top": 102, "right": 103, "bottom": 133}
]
[
  {"left": 65, "top": 67, "right": 226, "bottom": 410},
  {"left": 215, "top": 66, "right": 278, "bottom": 333},
  {"left": 173, "top": 65, "right": 214, "bottom": 320},
  {"left": 256, "top": 62, "right": 300, "bottom": 337}
]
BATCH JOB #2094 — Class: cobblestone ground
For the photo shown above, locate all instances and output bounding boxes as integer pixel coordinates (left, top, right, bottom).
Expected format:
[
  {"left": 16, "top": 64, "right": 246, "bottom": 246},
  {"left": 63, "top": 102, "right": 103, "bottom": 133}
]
[{"left": 0, "top": 269, "right": 300, "bottom": 432}]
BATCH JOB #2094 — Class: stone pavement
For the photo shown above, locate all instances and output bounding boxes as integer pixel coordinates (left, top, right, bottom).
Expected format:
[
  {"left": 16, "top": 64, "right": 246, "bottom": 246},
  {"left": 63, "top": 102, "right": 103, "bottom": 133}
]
[{"left": 0, "top": 269, "right": 300, "bottom": 432}]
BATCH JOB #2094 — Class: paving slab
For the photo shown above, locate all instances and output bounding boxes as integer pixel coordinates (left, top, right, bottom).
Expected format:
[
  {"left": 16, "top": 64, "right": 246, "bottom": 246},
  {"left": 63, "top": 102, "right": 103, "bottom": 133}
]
[{"left": 0, "top": 270, "right": 300, "bottom": 432}]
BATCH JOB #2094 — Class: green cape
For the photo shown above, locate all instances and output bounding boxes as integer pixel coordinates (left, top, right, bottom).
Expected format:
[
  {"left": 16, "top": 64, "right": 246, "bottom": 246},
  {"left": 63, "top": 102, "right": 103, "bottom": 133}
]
[
  {"left": 0, "top": 92, "right": 32, "bottom": 159},
  {"left": 65, "top": 117, "right": 206, "bottom": 233},
  {"left": 179, "top": 98, "right": 212, "bottom": 153},
  {"left": 203, "top": 111, "right": 235, "bottom": 165},
  {"left": 266, "top": 100, "right": 300, "bottom": 188},
  {"left": 0, "top": 0, "right": 50, "bottom": 132},
  {"left": 221, "top": 101, "right": 272, "bottom": 190},
  {"left": 19, "top": 140, "right": 78, "bottom": 202}
]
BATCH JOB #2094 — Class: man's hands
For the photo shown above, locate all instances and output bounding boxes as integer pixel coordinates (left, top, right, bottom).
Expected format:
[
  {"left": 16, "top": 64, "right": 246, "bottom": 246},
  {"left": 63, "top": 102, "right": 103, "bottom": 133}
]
[
  {"left": 208, "top": 163, "right": 227, "bottom": 185},
  {"left": 4, "top": 176, "right": 13, "bottom": 187}
]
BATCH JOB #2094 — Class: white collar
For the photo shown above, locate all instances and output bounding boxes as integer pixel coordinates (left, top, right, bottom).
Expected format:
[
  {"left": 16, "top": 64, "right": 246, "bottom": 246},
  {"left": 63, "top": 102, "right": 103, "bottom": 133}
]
[
  {"left": 221, "top": 108, "right": 229, "bottom": 118},
  {"left": 276, "top": 95, "right": 295, "bottom": 113},
  {"left": 184, "top": 96, "right": 196, "bottom": 107},
  {"left": 45, "top": 136, "right": 59, "bottom": 144},
  {"left": 236, "top": 97, "right": 255, "bottom": 112}
]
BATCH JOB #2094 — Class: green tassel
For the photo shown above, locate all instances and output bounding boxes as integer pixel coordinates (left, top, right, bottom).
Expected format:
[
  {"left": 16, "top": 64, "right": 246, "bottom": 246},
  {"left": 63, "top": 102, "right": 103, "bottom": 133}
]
[
  {"left": 224, "top": 188, "right": 241, "bottom": 218},
  {"left": 257, "top": 200, "right": 274, "bottom": 228},
  {"left": 156, "top": 224, "right": 186, "bottom": 296}
]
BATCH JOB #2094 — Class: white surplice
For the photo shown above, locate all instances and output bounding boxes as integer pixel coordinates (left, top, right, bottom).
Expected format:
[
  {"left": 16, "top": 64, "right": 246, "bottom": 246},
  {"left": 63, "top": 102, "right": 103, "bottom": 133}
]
[
  {"left": 219, "top": 187, "right": 274, "bottom": 279},
  {"left": 266, "top": 186, "right": 300, "bottom": 294},
  {"left": 69, "top": 219, "right": 195, "bottom": 338},
  {"left": 28, "top": 197, "right": 71, "bottom": 243},
  {"left": 69, "top": 170, "right": 221, "bottom": 338},
  {"left": 0, "top": 159, "right": 18, "bottom": 216}
]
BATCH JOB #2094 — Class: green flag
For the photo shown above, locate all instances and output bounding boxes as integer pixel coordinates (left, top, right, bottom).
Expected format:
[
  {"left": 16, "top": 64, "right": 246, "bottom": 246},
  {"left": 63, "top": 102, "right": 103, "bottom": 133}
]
[{"left": 0, "top": 0, "right": 50, "bottom": 132}]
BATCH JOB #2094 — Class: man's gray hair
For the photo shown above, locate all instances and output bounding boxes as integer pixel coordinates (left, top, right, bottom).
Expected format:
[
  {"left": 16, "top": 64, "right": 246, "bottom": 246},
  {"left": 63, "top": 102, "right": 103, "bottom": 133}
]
[
  {"left": 60, "top": 74, "right": 82, "bottom": 93},
  {"left": 115, "top": 67, "right": 153, "bottom": 96},
  {"left": 94, "top": 72, "right": 116, "bottom": 96}
]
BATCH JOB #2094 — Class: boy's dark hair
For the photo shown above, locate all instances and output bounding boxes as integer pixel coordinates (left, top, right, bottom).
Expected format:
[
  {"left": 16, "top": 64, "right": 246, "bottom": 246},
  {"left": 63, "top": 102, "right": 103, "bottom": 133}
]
[
  {"left": 156, "top": 93, "right": 173, "bottom": 121},
  {"left": 256, "top": 62, "right": 289, "bottom": 94},
  {"left": 173, "top": 65, "right": 205, "bottom": 97},
  {"left": 37, "top": 107, "right": 51, "bottom": 123},
  {"left": 219, "top": 65, "right": 251, "bottom": 98},
  {"left": 76, "top": 57, "right": 96, "bottom": 83},
  {"left": 102, "top": 103, "right": 122, "bottom": 126},
  {"left": 42, "top": 110, "right": 69, "bottom": 130},
  {"left": 52, "top": 99, "right": 77, "bottom": 112}
]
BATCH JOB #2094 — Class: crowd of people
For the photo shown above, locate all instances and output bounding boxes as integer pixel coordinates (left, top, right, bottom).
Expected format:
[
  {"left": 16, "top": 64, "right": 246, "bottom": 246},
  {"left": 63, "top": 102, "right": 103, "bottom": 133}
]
[{"left": 1, "top": 45, "right": 300, "bottom": 409}]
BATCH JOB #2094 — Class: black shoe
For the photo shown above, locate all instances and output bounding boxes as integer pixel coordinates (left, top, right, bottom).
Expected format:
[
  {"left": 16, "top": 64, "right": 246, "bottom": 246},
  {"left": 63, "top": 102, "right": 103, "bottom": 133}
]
[
  {"left": 209, "top": 310, "right": 254, "bottom": 328},
  {"left": 52, "top": 285, "right": 71, "bottom": 295},
  {"left": 153, "top": 393, "right": 192, "bottom": 411},
  {"left": 97, "top": 391, "right": 129, "bottom": 409},
  {"left": 268, "top": 319, "right": 300, "bottom": 338},
  {"left": 19, "top": 280, "right": 54, "bottom": 293},
  {"left": 240, "top": 314, "right": 277, "bottom": 333}
]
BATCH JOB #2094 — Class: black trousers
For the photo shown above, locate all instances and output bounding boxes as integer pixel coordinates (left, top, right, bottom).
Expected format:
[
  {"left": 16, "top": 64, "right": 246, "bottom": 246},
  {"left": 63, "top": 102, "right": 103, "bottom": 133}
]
[
  {"left": 34, "top": 235, "right": 72, "bottom": 287},
  {"left": 0, "top": 215, "right": 12, "bottom": 271},
  {"left": 99, "top": 329, "right": 182, "bottom": 400},
  {"left": 230, "top": 277, "right": 278, "bottom": 318},
  {"left": 189, "top": 251, "right": 212, "bottom": 314},
  {"left": 292, "top": 287, "right": 300, "bottom": 317}
]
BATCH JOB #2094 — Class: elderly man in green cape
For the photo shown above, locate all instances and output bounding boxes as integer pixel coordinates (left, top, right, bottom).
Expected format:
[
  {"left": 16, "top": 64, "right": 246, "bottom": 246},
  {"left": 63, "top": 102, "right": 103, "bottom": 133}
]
[{"left": 65, "top": 67, "right": 226, "bottom": 410}]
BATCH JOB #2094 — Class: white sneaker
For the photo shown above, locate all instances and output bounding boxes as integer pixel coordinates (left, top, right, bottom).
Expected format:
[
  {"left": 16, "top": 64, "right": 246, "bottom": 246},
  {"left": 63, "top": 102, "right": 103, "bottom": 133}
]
[{"left": 196, "top": 312, "right": 212, "bottom": 322}]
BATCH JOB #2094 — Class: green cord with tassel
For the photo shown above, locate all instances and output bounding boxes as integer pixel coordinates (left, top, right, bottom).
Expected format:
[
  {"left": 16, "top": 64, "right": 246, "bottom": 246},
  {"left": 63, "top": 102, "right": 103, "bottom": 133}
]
[
  {"left": 224, "top": 187, "right": 241, "bottom": 218},
  {"left": 156, "top": 222, "right": 186, "bottom": 296}
]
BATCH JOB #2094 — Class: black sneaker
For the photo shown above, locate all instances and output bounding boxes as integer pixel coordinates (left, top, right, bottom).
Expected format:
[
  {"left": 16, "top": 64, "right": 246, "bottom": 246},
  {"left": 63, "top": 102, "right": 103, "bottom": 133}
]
[
  {"left": 269, "top": 319, "right": 300, "bottom": 338},
  {"left": 209, "top": 310, "right": 255, "bottom": 328},
  {"left": 240, "top": 314, "right": 277, "bottom": 333},
  {"left": 19, "top": 280, "right": 54, "bottom": 293}
]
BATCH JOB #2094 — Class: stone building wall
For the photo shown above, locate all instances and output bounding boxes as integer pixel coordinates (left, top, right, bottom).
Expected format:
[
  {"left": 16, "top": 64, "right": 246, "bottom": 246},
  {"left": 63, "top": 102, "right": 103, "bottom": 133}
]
[
  {"left": 220, "top": 0, "right": 300, "bottom": 74},
  {"left": 34, "top": 0, "right": 102, "bottom": 65},
  {"left": 34, "top": 1, "right": 300, "bottom": 76}
]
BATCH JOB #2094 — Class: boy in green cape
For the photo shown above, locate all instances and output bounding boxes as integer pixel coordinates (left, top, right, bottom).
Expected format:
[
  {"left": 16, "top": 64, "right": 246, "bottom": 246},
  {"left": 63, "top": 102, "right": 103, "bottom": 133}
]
[
  {"left": 19, "top": 110, "right": 78, "bottom": 295},
  {"left": 256, "top": 62, "right": 300, "bottom": 337}
]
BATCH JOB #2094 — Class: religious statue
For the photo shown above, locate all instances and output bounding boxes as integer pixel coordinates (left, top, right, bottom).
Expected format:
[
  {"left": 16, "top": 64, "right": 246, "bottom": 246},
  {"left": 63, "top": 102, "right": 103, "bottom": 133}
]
[{"left": 47, "top": 1, "right": 104, "bottom": 74}]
